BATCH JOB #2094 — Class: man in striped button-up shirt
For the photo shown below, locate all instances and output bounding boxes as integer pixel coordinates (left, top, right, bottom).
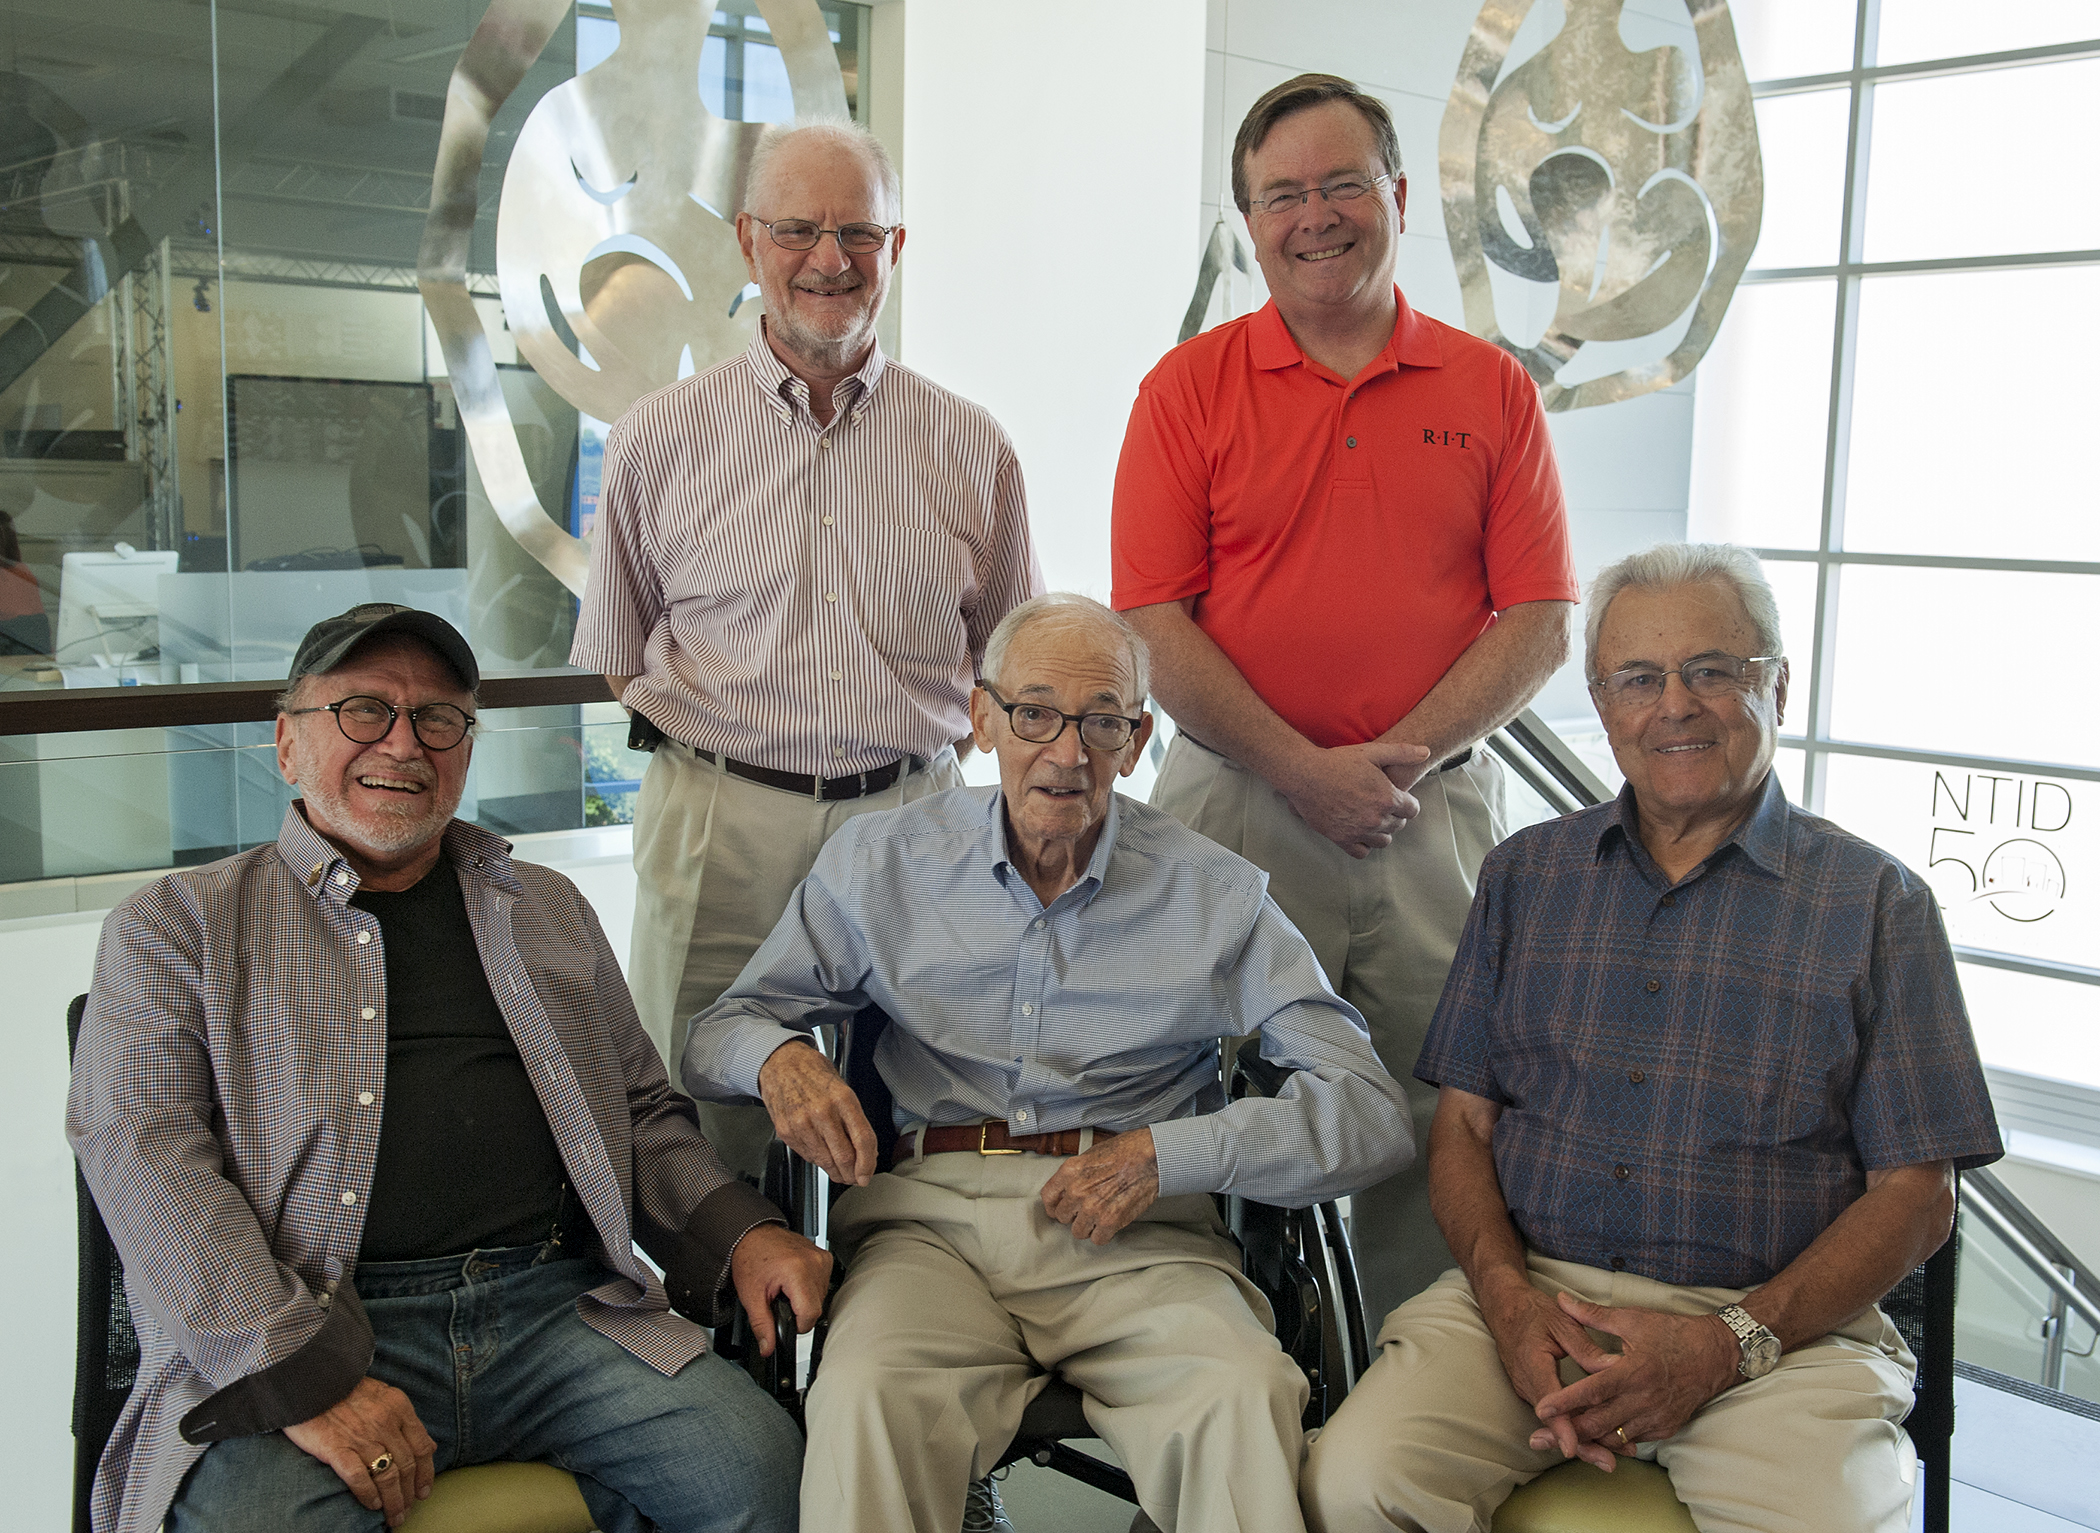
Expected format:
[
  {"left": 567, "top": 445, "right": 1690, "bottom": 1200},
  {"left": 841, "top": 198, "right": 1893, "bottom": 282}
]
[
  {"left": 69, "top": 607, "right": 828, "bottom": 1533},
  {"left": 570, "top": 120, "right": 1043, "bottom": 1189}
]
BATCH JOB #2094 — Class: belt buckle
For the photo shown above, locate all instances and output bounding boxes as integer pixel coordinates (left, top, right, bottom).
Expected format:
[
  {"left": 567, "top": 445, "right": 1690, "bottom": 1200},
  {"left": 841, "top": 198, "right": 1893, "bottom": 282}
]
[{"left": 979, "top": 1122, "right": 1023, "bottom": 1155}]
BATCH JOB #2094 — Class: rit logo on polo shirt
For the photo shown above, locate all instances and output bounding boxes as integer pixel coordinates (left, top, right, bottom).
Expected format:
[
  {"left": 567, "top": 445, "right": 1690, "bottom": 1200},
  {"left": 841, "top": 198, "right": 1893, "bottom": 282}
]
[{"left": 1423, "top": 428, "right": 1473, "bottom": 448}]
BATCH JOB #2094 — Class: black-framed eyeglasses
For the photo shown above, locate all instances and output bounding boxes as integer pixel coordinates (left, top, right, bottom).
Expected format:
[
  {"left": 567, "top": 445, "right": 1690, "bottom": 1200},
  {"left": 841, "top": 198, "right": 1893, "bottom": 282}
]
[
  {"left": 289, "top": 694, "right": 477, "bottom": 750},
  {"left": 754, "top": 217, "right": 898, "bottom": 254},
  {"left": 979, "top": 683, "right": 1143, "bottom": 751},
  {"left": 1247, "top": 172, "right": 1392, "bottom": 217},
  {"left": 1589, "top": 654, "right": 1782, "bottom": 711}
]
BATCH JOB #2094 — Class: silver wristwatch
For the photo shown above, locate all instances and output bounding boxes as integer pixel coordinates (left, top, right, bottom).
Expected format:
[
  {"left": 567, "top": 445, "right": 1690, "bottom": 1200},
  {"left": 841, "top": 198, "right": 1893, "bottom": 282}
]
[{"left": 1716, "top": 1304, "right": 1781, "bottom": 1379}]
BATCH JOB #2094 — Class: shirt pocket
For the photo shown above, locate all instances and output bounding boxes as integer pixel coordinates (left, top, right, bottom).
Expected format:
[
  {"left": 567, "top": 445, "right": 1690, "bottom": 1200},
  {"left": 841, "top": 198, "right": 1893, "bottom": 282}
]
[
  {"left": 849, "top": 527, "right": 973, "bottom": 670},
  {"left": 1696, "top": 982, "right": 1858, "bottom": 1152}
]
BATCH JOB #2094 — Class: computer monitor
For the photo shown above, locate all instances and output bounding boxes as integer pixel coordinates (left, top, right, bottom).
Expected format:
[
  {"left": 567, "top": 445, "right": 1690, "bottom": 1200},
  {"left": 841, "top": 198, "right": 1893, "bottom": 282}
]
[{"left": 54, "top": 547, "right": 182, "bottom": 666}]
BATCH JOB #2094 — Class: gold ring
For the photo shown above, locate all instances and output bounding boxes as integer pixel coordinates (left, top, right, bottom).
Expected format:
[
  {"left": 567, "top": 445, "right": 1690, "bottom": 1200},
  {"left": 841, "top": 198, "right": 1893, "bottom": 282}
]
[
  {"left": 369, "top": 1453, "right": 395, "bottom": 1476},
  {"left": 1614, "top": 1427, "right": 1629, "bottom": 1446}
]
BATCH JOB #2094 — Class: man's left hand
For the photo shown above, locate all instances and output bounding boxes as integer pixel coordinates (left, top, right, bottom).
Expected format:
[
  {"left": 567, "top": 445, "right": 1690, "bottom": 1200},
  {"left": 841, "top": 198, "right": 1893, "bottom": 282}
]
[
  {"left": 1041, "top": 1128, "right": 1159, "bottom": 1245},
  {"left": 729, "top": 1223, "right": 833, "bottom": 1358},
  {"left": 1527, "top": 1291, "right": 1742, "bottom": 1455}
]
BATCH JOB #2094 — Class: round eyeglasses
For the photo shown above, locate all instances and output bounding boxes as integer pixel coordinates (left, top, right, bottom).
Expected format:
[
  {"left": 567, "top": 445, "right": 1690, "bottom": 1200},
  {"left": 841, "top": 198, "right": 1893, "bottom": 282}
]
[
  {"left": 754, "top": 217, "right": 897, "bottom": 255},
  {"left": 1589, "top": 655, "right": 1782, "bottom": 712},
  {"left": 289, "top": 694, "right": 476, "bottom": 751},
  {"left": 1247, "top": 172, "right": 1392, "bottom": 217},
  {"left": 980, "top": 683, "right": 1142, "bottom": 751}
]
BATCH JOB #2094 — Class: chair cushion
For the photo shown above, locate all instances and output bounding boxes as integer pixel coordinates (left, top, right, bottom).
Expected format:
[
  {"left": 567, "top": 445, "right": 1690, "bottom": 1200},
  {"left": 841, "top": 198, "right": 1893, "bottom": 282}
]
[
  {"left": 397, "top": 1462, "right": 596, "bottom": 1533},
  {"left": 1493, "top": 1459, "right": 1698, "bottom": 1533}
]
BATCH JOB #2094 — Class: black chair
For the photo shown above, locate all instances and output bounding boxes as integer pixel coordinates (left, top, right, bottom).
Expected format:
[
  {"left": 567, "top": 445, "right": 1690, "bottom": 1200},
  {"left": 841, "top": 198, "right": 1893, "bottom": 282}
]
[{"left": 764, "top": 1010, "right": 1369, "bottom": 1507}]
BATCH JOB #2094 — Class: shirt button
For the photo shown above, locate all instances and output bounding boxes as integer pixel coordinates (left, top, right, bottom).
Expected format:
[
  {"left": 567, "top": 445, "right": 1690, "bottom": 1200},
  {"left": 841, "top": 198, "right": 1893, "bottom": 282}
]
[
  {"left": 357, "top": 1091, "right": 375, "bottom": 1105},
  {"left": 1628, "top": 1070, "right": 1645, "bottom": 1084},
  {"left": 333, "top": 870, "right": 348, "bottom": 886},
  {"left": 1610, "top": 1256, "right": 1627, "bottom": 1271},
  {"left": 1660, "top": 893, "right": 1675, "bottom": 907},
  {"left": 822, "top": 515, "right": 834, "bottom": 525},
  {"left": 1034, "top": 919, "right": 1045, "bottom": 929},
  {"left": 1021, "top": 1003, "right": 1034, "bottom": 1016},
  {"left": 1346, "top": 436, "right": 1358, "bottom": 447},
  {"left": 830, "top": 670, "right": 842, "bottom": 680},
  {"left": 341, "top": 1192, "right": 358, "bottom": 1206},
  {"left": 356, "top": 931, "right": 371, "bottom": 945},
  {"left": 361, "top": 1007, "right": 375, "bottom": 1020},
  {"left": 1614, "top": 1164, "right": 1630, "bottom": 1181},
  {"left": 825, "top": 592, "right": 837, "bottom": 603},
  {"left": 1015, "top": 1110, "right": 1028, "bottom": 1122},
  {"left": 1646, "top": 979, "right": 1661, "bottom": 993},
  {"left": 820, "top": 438, "right": 831, "bottom": 449}
]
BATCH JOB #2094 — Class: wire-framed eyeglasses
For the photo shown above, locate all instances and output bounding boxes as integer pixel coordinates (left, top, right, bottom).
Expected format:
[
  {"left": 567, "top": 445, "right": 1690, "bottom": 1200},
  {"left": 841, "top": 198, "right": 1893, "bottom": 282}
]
[
  {"left": 754, "top": 217, "right": 898, "bottom": 254},
  {"left": 1589, "top": 654, "right": 1782, "bottom": 712},
  {"left": 289, "top": 695, "right": 476, "bottom": 751},
  {"left": 1247, "top": 172, "right": 1393, "bottom": 217},
  {"left": 979, "top": 683, "right": 1142, "bottom": 751}
]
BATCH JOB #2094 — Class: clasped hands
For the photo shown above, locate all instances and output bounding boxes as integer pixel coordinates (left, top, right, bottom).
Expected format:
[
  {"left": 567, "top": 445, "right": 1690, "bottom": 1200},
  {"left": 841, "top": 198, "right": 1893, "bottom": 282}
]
[
  {"left": 1480, "top": 1276, "right": 1743, "bottom": 1471},
  {"left": 1280, "top": 740, "right": 1433, "bottom": 858},
  {"left": 757, "top": 1039, "right": 1159, "bottom": 1243}
]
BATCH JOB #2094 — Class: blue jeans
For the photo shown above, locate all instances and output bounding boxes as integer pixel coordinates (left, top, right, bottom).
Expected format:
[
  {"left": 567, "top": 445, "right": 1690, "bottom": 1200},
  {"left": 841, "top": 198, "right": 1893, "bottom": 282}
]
[{"left": 166, "top": 1243, "right": 801, "bottom": 1533}]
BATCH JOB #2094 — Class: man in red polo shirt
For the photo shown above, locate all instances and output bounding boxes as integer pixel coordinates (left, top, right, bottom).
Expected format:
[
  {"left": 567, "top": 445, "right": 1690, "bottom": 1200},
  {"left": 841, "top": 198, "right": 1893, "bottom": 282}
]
[{"left": 1111, "top": 73, "right": 1578, "bottom": 1326}]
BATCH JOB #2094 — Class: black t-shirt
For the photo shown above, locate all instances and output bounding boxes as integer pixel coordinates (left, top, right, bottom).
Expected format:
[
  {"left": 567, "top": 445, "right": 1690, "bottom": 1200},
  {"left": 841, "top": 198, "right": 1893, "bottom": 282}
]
[{"left": 350, "top": 854, "right": 575, "bottom": 1261}]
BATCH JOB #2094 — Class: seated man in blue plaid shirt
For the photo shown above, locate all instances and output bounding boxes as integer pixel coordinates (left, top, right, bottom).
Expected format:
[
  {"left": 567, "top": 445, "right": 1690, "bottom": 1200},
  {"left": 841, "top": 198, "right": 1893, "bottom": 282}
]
[
  {"left": 1301, "top": 545, "right": 2004, "bottom": 1533},
  {"left": 684, "top": 592, "right": 1415, "bottom": 1533}
]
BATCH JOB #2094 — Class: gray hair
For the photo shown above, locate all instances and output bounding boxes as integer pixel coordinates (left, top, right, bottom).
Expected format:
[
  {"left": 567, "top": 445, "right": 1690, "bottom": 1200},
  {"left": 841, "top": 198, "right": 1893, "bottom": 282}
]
[
  {"left": 1584, "top": 542, "right": 1784, "bottom": 681},
  {"left": 744, "top": 119, "right": 901, "bottom": 224},
  {"left": 981, "top": 593, "right": 1151, "bottom": 708}
]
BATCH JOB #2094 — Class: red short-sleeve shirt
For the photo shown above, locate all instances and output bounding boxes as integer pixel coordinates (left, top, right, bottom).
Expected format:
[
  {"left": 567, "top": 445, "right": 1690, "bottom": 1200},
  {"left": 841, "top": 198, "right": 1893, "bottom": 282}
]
[{"left": 1112, "top": 291, "right": 1577, "bottom": 748}]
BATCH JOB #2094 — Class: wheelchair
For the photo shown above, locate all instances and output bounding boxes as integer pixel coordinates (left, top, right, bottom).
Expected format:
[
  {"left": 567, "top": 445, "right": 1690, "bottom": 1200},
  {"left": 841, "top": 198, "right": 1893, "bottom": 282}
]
[{"left": 731, "top": 1007, "right": 1373, "bottom": 1508}]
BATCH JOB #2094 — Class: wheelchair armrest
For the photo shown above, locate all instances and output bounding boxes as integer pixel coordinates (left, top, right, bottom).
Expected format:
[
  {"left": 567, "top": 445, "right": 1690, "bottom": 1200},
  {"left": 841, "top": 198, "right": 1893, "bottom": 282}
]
[{"left": 1231, "top": 1036, "right": 1292, "bottom": 1100}]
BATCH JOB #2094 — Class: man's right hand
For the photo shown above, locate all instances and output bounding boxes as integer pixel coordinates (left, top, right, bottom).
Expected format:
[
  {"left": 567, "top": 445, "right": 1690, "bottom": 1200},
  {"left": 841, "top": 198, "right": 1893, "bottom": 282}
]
[
  {"left": 1280, "top": 741, "right": 1431, "bottom": 857},
  {"left": 283, "top": 1376, "right": 437, "bottom": 1528},
  {"left": 1475, "top": 1271, "right": 1625, "bottom": 1471},
  {"left": 757, "top": 1039, "right": 880, "bottom": 1186}
]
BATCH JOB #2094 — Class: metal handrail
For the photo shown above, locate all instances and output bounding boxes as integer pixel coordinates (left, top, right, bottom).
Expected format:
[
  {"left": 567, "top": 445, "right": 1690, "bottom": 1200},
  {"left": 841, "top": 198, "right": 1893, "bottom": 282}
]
[{"left": 1963, "top": 1169, "right": 2100, "bottom": 1340}]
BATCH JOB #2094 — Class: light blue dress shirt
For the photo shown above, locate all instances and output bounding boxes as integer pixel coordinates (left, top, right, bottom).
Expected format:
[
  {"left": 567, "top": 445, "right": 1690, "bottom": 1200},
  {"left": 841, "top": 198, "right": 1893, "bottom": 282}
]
[{"left": 682, "top": 785, "right": 1413, "bottom": 1207}]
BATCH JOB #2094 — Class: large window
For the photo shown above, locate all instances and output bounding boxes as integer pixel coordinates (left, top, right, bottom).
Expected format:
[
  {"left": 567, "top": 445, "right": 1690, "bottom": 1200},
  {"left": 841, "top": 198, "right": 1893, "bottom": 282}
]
[
  {"left": 1688, "top": 2, "right": 2100, "bottom": 1393},
  {"left": 0, "top": 1, "right": 869, "bottom": 879}
]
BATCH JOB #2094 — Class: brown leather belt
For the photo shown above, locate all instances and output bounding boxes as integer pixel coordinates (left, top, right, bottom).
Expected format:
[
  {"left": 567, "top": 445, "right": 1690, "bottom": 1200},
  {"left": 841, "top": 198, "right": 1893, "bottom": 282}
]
[
  {"left": 712, "top": 751, "right": 924, "bottom": 801},
  {"left": 1177, "top": 732, "right": 1472, "bottom": 775},
  {"left": 886, "top": 1121, "right": 1118, "bottom": 1169}
]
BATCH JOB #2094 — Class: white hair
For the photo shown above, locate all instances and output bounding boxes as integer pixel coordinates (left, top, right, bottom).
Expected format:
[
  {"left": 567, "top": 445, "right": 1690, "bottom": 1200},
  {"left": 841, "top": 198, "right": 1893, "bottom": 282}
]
[
  {"left": 981, "top": 593, "right": 1151, "bottom": 707},
  {"left": 744, "top": 119, "right": 901, "bottom": 223},
  {"left": 1584, "top": 542, "right": 1784, "bottom": 680}
]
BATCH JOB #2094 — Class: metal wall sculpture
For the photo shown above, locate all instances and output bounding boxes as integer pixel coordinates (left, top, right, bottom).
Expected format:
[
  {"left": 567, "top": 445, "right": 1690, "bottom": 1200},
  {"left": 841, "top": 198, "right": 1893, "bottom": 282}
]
[
  {"left": 418, "top": 0, "right": 848, "bottom": 596},
  {"left": 1438, "top": 0, "right": 1761, "bottom": 411}
]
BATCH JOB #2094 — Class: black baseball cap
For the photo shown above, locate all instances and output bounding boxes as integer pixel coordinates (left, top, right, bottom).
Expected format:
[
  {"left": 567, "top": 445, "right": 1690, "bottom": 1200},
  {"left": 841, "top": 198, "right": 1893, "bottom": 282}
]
[{"left": 288, "top": 604, "right": 480, "bottom": 692}]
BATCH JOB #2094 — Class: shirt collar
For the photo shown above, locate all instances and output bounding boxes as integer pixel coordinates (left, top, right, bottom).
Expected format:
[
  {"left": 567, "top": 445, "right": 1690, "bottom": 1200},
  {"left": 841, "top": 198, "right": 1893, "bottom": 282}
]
[
  {"left": 275, "top": 804, "right": 522, "bottom": 901},
  {"left": 986, "top": 786, "right": 1123, "bottom": 905},
  {"left": 1247, "top": 286, "right": 1445, "bottom": 376},
  {"left": 745, "top": 321, "right": 887, "bottom": 426},
  {"left": 1595, "top": 770, "right": 1792, "bottom": 880}
]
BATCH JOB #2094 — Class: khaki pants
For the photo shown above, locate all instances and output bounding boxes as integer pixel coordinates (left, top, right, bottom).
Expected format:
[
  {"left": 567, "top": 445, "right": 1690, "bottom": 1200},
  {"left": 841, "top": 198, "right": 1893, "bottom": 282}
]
[
  {"left": 629, "top": 739, "right": 963, "bottom": 1176},
  {"left": 802, "top": 1151, "right": 1311, "bottom": 1533},
  {"left": 1300, "top": 1256, "right": 1917, "bottom": 1533},
  {"left": 1151, "top": 735, "right": 1504, "bottom": 1322}
]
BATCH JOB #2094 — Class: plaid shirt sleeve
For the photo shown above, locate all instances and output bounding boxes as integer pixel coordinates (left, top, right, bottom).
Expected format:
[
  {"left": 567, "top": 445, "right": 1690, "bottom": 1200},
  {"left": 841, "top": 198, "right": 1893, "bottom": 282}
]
[
  {"left": 1851, "top": 864, "right": 2004, "bottom": 1172},
  {"left": 1414, "top": 849, "right": 1516, "bottom": 1103},
  {"left": 67, "top": 877, "right": 372, "bottom": 1441}
]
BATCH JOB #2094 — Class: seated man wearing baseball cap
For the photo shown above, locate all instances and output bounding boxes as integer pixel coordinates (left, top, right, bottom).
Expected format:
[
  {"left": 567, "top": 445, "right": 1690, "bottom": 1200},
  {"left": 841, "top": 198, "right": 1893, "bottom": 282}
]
[{"left": 68, "top": 604, "right": 828, "bottom": 1533}]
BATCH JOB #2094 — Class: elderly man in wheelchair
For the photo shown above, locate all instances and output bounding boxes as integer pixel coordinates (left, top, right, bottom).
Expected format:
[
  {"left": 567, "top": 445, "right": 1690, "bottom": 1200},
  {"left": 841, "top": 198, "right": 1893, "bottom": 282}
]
[{"left": 683, "top": 593, "right": 1414, "bottom": 1533}]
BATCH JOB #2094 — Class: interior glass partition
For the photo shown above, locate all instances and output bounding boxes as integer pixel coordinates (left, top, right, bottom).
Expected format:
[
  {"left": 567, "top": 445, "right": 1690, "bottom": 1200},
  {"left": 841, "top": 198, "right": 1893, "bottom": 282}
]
[{"left": 0, "top": 0, "right": 871, "bottom": 881}]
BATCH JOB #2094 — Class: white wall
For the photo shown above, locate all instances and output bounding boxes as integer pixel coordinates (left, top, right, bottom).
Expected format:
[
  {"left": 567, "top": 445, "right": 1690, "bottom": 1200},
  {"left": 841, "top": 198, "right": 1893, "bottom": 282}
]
[{"left": 898, "top": 0, "right": 1208, "bottom": 599}]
